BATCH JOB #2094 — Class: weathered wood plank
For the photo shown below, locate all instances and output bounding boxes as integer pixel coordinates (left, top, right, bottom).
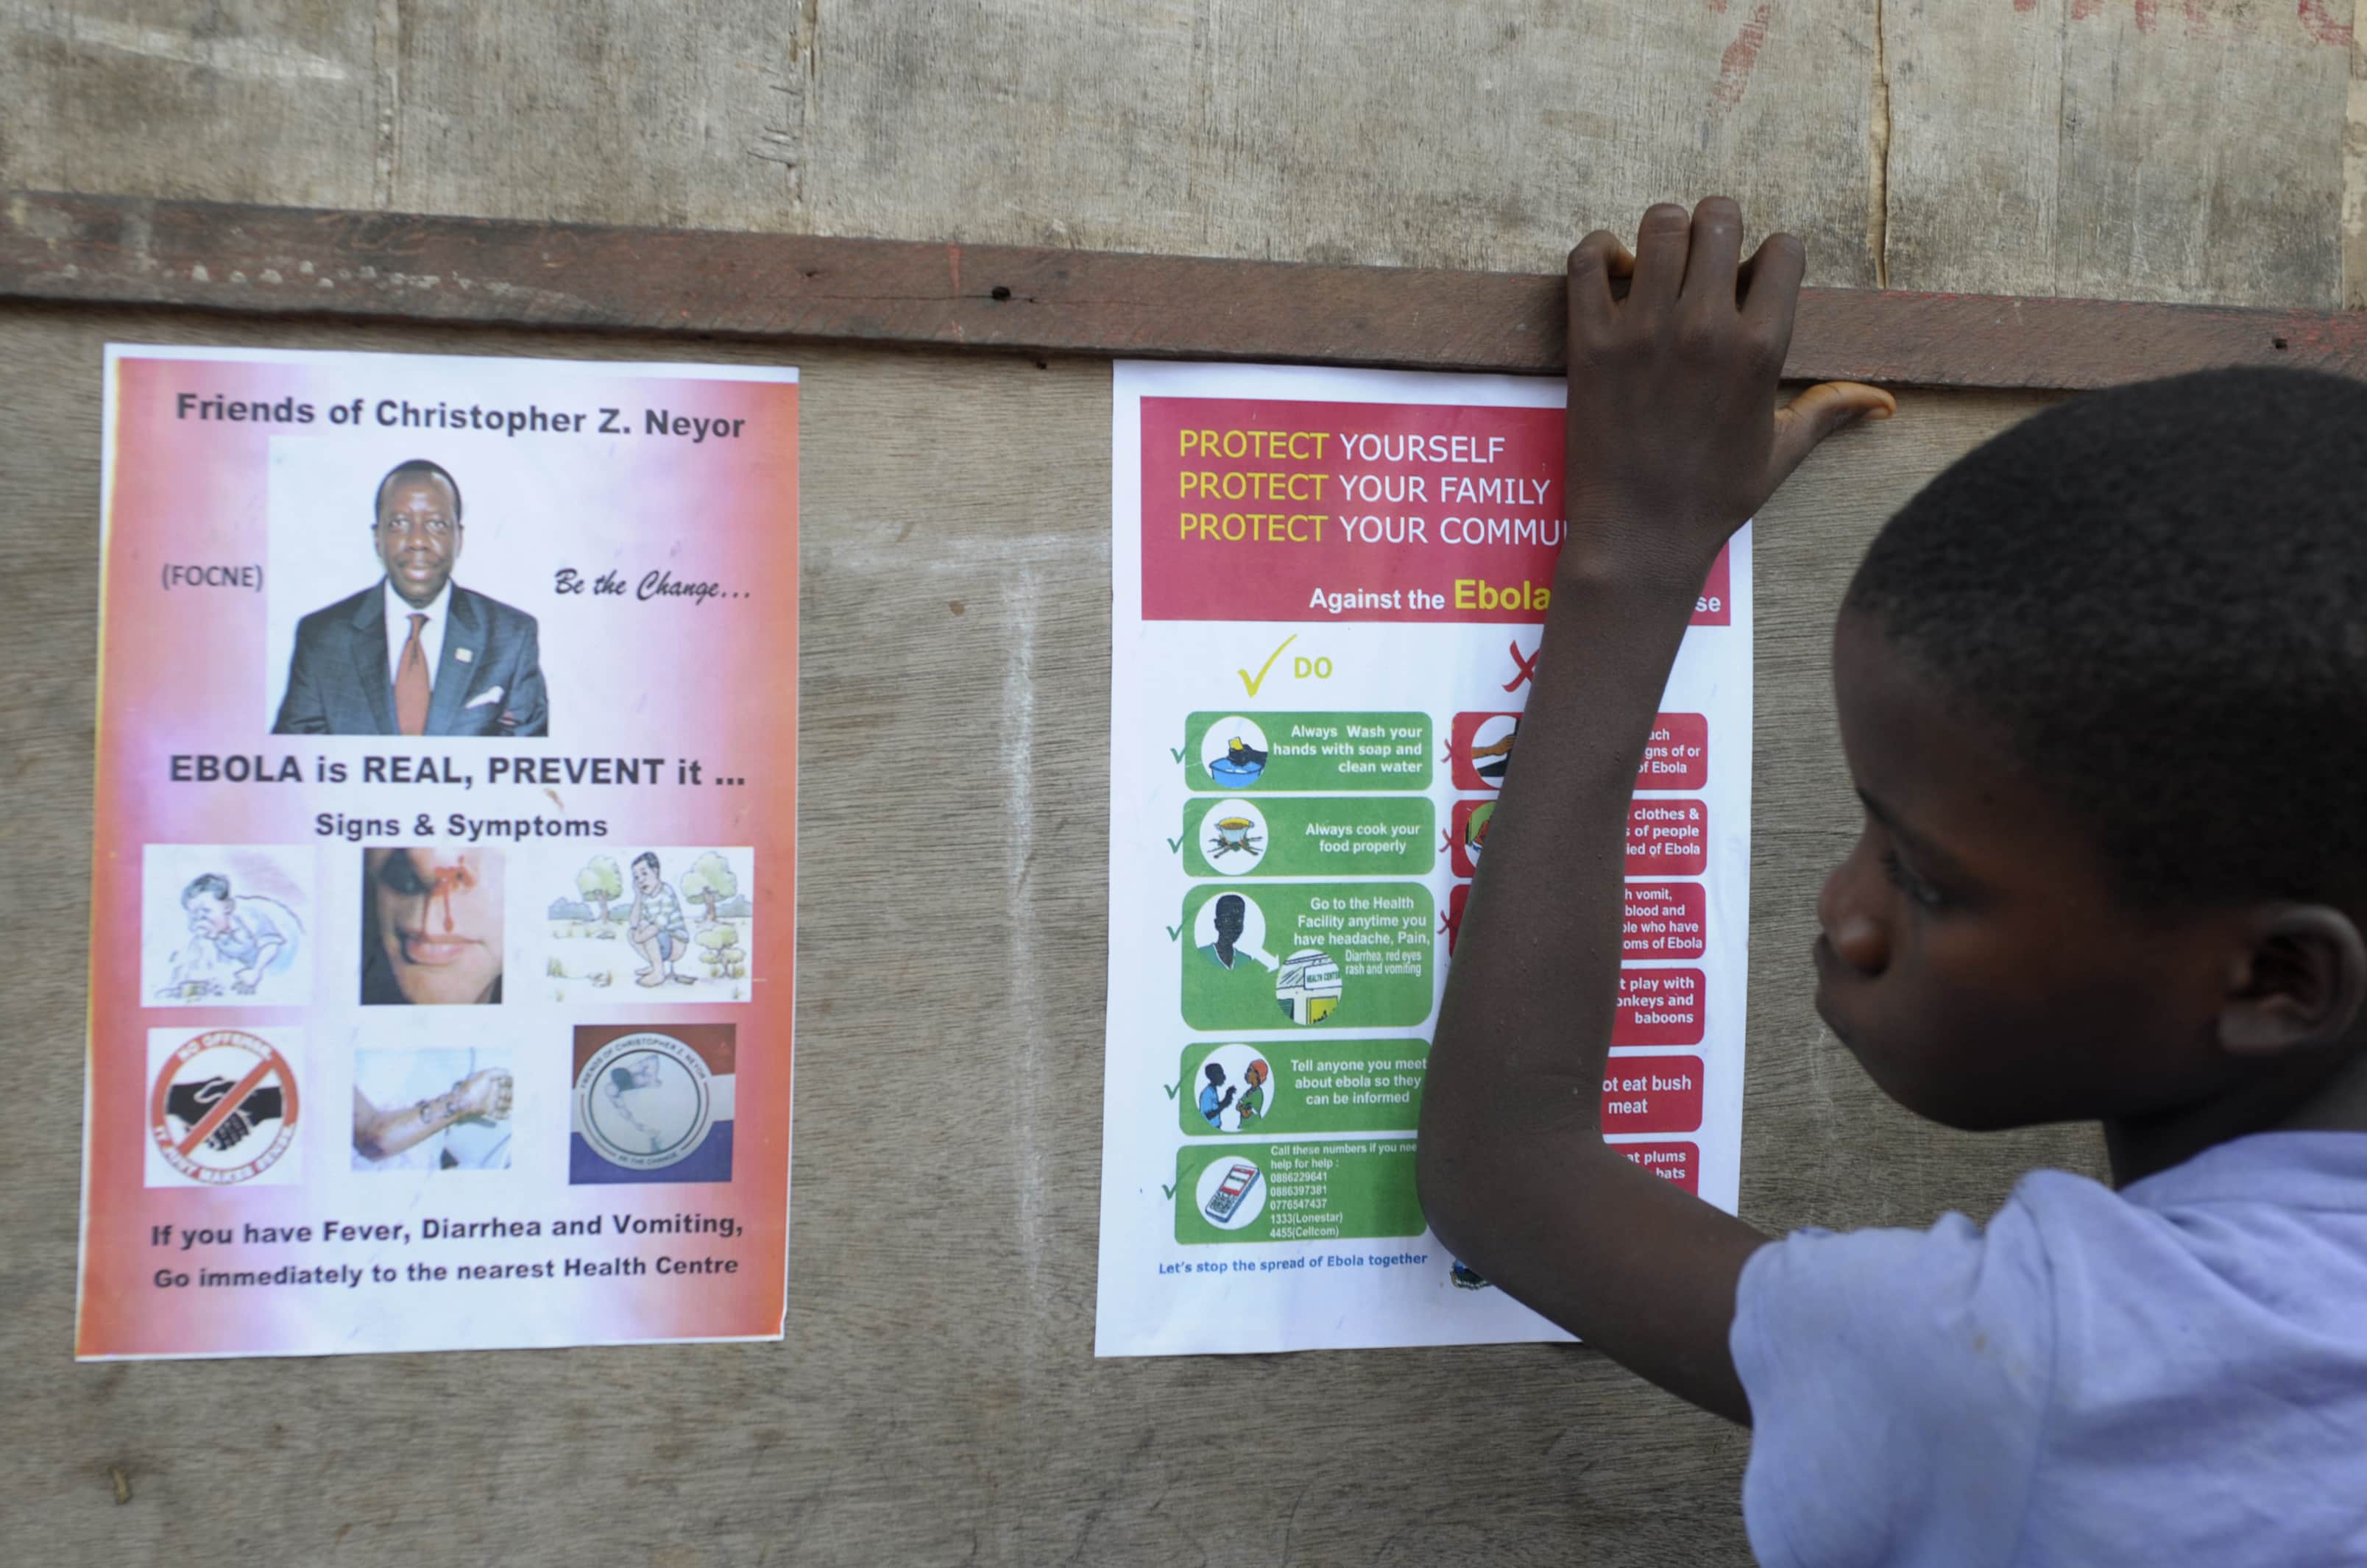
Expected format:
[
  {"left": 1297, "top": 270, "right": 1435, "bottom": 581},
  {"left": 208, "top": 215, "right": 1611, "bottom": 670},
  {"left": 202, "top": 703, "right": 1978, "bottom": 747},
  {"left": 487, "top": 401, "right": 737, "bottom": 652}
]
[
  {"left": 4, "top": 2, "right": 2354, "bottom": 307},
  {"left": 0, "top": 1, "right": 381, "bottom": 209},
  {"left": 1883, "top": 0, "right": 2352, "bottom": 307},
  {"left": 0, "top": 302, "right": 2081, "bottom": 1566},
  {"left": 803, "top": 0, "right": 1883, "bottom": 285},
  {"left": 8, "top": 192, "right": 2367, "bottom": 388},
  {"left": 386, "top": 1, "right": 803, "bottom": 232}
]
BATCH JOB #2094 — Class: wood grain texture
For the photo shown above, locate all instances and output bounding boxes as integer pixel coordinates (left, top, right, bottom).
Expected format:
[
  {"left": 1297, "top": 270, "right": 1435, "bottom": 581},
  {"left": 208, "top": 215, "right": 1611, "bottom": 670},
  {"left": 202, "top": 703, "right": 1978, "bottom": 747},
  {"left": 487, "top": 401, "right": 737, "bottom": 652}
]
[
  {"left": 11, "top": 191, "right": 2367, "bottom": 388},
  {"left": 386, "top": 1, "right": 802, "bottom": 231},
  {"left": 0, "top": 1, "right": 381, "bottom": 209},
  {"left": 0, "top": 302, "right": 2090, "bottom": 1565},
  {"left": 2343, "top": 23, "right": 2367, "bottom": 308},
  {"left": 801, "top": 0, "right": 1881, "bottom": 285},
  {"left": 1, "top": 1, "right": 2350, "bottom": 308},
  {"left": 1883, "top": 0, "right": 2353, "bottom": 307}
]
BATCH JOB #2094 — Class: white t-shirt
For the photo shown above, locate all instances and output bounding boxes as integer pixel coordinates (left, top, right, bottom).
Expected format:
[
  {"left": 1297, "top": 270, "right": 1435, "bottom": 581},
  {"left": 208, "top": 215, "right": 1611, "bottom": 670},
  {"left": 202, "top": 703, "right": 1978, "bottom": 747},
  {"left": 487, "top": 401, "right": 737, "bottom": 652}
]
[{"left": 1732, "top": 1132, "right": 2367, "bottom": 1566}]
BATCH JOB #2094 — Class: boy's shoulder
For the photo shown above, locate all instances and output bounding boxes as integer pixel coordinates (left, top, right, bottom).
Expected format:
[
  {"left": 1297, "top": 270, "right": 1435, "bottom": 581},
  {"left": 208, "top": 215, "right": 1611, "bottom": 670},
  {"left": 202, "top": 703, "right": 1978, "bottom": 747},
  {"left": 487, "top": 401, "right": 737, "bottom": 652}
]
[{"left": 1733, "top": 1133, "right": 2367, "bottom": 1568}]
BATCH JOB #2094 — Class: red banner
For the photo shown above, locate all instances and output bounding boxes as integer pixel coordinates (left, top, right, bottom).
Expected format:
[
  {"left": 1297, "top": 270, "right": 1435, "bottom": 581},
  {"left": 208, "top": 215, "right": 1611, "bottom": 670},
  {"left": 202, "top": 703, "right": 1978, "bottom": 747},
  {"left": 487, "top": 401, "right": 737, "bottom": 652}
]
[{"left": 1142, "top": 396, "right": 1730, "bottom": 625}]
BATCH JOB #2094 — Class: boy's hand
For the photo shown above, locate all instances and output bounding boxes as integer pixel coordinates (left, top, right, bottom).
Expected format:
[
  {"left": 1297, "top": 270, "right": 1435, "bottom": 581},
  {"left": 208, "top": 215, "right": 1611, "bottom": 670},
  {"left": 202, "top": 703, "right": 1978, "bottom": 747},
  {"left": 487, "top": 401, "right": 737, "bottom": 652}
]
[
  {"left": 1419, "top": 199, "right": 1895, "bottom": 1425},
  {"left": 1560, "top": 198, "right": 1892, "bottom": 587}
]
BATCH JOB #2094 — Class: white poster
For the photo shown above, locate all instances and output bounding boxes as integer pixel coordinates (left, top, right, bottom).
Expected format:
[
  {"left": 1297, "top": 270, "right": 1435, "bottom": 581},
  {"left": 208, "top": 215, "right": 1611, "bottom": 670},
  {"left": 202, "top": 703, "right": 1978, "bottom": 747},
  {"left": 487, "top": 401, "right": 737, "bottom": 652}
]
[{"left": 1095, "top": 361, "right": 1752, "bottom": 1355}]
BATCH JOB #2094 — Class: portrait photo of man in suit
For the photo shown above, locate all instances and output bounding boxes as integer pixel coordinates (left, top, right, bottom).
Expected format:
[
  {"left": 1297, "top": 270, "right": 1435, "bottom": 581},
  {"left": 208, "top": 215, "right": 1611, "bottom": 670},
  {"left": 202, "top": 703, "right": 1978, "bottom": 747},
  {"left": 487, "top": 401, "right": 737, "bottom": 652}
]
[{"left": 272, "top": 458, "right": 549, "bottom": 736}]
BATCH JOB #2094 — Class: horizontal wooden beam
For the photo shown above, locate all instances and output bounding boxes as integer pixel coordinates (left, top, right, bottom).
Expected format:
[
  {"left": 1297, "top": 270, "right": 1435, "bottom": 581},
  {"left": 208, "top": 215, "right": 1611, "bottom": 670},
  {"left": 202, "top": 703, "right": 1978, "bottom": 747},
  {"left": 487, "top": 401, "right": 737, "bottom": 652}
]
[{"left": 6, "top": 190, "right": 2364, "bottom": 389}]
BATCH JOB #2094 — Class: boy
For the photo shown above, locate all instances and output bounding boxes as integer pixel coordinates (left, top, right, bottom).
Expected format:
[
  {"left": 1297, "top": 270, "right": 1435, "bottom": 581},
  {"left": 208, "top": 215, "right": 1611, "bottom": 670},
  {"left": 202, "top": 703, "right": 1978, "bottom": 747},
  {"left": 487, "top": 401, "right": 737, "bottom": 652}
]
[{"left": 1417, "top": 198, "right": 2367, "bottom": 1565}]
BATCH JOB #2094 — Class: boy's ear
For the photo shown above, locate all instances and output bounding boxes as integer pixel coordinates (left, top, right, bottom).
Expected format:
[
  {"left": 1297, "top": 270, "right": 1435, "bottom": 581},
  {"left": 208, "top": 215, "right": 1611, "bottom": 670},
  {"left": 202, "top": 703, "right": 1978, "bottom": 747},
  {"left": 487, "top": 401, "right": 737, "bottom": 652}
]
[{"left": 2218, "top": 905, "right": 2367, "bottom": 1057}]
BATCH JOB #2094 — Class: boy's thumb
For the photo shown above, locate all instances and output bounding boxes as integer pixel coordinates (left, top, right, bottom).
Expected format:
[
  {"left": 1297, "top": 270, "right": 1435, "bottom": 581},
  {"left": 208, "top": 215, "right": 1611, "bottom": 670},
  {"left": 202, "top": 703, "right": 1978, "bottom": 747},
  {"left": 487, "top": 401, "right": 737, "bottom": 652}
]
[{"left": 1767, "top": 380, "right": 1895, "bottom": 491}]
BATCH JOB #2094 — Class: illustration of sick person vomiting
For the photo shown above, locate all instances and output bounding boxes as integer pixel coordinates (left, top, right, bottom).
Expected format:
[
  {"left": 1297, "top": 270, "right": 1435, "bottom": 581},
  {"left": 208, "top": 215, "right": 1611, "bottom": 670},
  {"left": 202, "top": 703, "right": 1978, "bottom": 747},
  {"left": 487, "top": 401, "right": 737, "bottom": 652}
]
[
  {"left": 627, "top": 851, "right": 694, "bottom": 987},
  {"left": 168, "top": 873, "right": 302, "bottom": 998},
  {"left": 1420, "top": 199, "right": 2367, "bottom": 1564}
]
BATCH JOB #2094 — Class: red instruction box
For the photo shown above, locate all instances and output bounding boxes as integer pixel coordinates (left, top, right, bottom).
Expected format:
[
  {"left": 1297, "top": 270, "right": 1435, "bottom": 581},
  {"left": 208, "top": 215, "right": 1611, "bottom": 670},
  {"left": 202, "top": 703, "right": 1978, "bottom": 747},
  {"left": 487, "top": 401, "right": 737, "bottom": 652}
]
[
  {"left": 1622, "top": 883, "right": 1707, "bottom": 959},
  {"left": 1613, "top": 1141, "right": 1701, "bottom": 1194},
  {"left": 1613, "top": 967, "right": 1705, "bottom": 1046},
  {"left": 1637, "top": 713, "right": 1708, "bottom": 790},
  {"left": 1626, "top": 800, "right": 1708, "bottom": 875},
  {"left": 1599, "top": 1056, "right": 1705, "bottom": 1134}
]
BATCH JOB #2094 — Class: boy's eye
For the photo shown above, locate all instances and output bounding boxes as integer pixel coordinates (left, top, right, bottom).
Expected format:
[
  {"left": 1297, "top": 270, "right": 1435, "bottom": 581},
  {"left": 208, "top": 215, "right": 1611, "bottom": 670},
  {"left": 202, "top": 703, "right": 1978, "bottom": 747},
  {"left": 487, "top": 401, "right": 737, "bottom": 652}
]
[{"left": 1879, "top": 847, "right": 1947, "bottom": 909}]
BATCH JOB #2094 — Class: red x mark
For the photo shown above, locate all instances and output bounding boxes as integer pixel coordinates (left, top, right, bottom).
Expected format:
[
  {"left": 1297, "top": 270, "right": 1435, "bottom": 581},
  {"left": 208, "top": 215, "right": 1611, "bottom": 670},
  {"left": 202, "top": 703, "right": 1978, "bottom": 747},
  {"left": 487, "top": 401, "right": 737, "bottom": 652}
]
[{"left": 1501, "top": 640, "right": 1539, "bottom": 692}]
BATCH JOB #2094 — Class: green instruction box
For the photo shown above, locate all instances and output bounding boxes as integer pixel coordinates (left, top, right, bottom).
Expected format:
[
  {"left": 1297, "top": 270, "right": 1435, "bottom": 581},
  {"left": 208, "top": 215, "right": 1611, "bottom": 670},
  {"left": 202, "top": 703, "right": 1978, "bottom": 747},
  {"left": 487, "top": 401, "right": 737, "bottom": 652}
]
[
  {"left": 1175, "top": 1138, "right": 1423, "bottom": 1244},
  {"left": 1183, "top": 711, "right": 1432, "bottom": 792},
  {"left": 1177, "top": 1040, "right": 1426, "bottom": 1137},
  {"left": 1179, "top": 795, "right": 1435, "bottom": 878},
  {"left": 1178, "top": 881, "right": 1436, "bottom": 1031}
]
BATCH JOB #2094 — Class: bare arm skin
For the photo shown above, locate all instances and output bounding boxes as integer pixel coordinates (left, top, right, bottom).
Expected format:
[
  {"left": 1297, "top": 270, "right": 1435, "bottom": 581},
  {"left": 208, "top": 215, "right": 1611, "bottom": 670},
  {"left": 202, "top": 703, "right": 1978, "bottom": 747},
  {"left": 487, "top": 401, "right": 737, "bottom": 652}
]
[
  {"left": 1415, "top": 199, "right": 1892, "bottom": 1424},
  {"left": 352, "top": 1070, "right": 512, "bottom": 1160}
]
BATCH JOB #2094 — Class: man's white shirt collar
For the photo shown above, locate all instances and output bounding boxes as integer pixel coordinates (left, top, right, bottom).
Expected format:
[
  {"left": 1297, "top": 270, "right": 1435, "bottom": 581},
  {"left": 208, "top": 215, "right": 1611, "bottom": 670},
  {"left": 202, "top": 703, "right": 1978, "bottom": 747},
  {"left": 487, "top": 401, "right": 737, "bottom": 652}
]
[{"left": 384, "top": 579, "right": 454, "bottom": 691}]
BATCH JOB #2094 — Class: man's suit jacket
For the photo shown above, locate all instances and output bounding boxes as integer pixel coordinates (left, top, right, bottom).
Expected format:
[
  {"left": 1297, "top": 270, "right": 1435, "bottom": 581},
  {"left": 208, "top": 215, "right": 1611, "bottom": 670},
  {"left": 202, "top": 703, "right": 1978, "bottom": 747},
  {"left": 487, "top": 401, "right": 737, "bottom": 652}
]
[{"left": 272, "top": 581, "right": 550, "bottom": 737}]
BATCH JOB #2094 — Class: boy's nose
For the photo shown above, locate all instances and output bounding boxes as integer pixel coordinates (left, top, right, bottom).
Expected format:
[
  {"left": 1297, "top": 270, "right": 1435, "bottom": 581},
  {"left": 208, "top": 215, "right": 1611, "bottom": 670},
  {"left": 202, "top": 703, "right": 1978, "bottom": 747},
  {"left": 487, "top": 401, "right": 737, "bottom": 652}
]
[
  {"left": 1816, "top": 855, "right": 1892, "bottom": 975},
  {"left": 1823, "top": 911, "right": 1890, "bottom": 974}
]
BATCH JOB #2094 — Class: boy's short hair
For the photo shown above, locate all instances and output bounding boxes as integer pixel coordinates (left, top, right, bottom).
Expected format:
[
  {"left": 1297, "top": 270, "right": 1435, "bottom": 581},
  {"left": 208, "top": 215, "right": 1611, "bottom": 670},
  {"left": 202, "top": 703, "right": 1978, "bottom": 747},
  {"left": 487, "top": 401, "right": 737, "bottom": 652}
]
[
  {"left": 1845, "top": 366, "right": 2367, "bottom": 909},
  {"left": 182, "top": 872, "right": 230, "bottom": 904},
  {"left": 631, "top": 851, "right": 659, "bottom": 875}
]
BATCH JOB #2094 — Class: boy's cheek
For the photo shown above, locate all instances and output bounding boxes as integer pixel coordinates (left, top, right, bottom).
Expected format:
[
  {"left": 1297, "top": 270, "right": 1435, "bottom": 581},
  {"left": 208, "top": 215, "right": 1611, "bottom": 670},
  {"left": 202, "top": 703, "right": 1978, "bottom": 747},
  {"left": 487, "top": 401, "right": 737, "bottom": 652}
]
[{"left": 1814, "top": 962, "right": 2039, "bottom": 1127}]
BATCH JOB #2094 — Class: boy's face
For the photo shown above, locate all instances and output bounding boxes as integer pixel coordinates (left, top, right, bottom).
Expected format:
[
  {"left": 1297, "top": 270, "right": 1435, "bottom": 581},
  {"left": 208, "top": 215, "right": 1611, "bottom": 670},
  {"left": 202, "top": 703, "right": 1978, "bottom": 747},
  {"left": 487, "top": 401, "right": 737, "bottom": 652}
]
[{"left": 1815, "top": 608, "right": 2243, "bottom": 1131}]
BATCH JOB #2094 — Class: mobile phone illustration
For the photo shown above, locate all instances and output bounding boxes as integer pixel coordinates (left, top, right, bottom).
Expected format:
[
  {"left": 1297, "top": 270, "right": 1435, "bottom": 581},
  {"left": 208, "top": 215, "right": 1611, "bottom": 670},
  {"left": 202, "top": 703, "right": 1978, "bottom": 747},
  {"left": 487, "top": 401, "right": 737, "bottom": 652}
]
[{"left": 1204, "top": 1160, "right": 1261, "bottom": 1224}]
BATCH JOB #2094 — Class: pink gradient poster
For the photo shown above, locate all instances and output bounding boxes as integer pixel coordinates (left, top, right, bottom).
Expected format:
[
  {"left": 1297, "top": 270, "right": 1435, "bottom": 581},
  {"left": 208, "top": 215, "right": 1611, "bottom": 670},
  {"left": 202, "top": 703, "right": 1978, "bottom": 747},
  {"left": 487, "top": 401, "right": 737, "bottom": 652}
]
[{"left": 79, "top": 346, "right": 799, "bottom": 1358}]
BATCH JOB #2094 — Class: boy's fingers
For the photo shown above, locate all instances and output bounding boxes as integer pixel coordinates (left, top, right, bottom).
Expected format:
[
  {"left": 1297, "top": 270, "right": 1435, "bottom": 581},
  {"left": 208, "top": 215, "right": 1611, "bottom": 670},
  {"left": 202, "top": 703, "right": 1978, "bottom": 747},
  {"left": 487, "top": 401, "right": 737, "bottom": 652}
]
[
  {"left": 1680, "top": 197, "right": 1743, "bottom": 312},
  {"left": 1738, "top": 231, "right": 1808, "bottom": 338},
  {"left": 1630, "top": 203, "right": 1692, "bottom": 314},
  {"left": 1567, "top": 232, "right": 1630, "bottom": 332},
  {"left": 1766, "top": 380, "right": 1895, "bottom": 489}
]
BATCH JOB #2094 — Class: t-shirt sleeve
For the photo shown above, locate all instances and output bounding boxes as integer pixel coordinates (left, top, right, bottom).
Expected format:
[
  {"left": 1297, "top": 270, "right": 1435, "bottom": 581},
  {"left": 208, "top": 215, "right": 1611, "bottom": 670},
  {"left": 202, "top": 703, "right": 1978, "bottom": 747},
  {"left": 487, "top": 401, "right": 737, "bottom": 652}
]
[{"left": 1730, "top": 1205, "right": 2057, "bottom": 1568}]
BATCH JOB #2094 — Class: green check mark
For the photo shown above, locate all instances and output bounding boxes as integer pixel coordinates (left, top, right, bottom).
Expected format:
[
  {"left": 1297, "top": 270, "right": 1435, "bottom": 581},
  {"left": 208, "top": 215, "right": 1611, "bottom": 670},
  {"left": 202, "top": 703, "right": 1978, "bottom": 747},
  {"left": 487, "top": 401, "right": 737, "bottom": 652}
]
[
  {"left": 1170, "top": 745, "right": 1188, "bottom": 762},
  {"left": 1162, "top": 1081, "right": 1181, "bottom": 1100},
  {"left": 1166, "top": 834, "right": 1184, "bottom": 853},
  {"left": 1166, "top": 923, "right": 1183, "bottom": 941},
  {"left": 1161, "top": 1182, "right": 1178, "bottom": 1199},
  {"left": 1237, "top": 634, "right": 1297, "bottom": 698}
]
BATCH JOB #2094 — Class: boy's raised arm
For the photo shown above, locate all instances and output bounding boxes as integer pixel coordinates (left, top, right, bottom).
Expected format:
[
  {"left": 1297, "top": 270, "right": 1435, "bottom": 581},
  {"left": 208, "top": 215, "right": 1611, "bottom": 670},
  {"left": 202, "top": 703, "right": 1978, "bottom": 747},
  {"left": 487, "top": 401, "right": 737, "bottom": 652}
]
[{"left": 1415, "top": 199, "right": 1891, "bottom": 1423}]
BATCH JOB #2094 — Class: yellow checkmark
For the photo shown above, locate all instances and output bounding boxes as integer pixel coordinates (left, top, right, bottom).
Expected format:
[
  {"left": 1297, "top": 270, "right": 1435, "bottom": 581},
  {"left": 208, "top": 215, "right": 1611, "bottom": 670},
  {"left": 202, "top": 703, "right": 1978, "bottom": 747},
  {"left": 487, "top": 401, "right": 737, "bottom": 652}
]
[{"left": 1238, "top": 634, "right": 1297, "bottom": 697}]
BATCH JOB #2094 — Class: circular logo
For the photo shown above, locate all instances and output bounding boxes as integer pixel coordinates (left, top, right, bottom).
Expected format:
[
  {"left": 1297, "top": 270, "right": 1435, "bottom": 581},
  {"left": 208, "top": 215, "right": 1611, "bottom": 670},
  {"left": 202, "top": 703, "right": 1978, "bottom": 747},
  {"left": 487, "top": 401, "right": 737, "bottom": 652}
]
[
  {"left": 149, "top": 1029, "right": 300, "bottom": 1185},
  {"left": 574, "top": 1032, "right": 716, "bottom": 1171}
]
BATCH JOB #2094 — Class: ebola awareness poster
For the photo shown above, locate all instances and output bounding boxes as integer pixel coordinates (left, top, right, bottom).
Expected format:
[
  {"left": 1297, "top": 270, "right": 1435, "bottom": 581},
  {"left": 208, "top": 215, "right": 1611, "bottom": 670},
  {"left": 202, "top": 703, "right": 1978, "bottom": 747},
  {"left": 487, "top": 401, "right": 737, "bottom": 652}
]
[
  {"left": 1095, "top": 361, "right": 1750, "bottom": 1355},
  {"left": 77, "top": 346, "right": 798, "bottom": 1358}
]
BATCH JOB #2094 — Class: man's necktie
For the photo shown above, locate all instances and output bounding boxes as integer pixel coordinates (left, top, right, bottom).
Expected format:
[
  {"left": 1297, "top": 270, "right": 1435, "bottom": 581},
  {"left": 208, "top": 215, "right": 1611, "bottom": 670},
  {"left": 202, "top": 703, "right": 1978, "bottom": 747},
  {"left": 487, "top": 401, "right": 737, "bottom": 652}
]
[{"left": 395, "top": 612, "right": 431, "bottom": 736}]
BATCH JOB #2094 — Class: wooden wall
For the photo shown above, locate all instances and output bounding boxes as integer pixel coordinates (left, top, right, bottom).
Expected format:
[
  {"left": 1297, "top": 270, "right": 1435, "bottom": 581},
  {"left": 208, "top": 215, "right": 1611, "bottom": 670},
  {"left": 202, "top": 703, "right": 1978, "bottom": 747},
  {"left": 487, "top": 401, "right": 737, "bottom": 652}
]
[
  {"left": 1, "top": 304, "right": 2090, "bottom": 1567},
  {"left": 0, "top": 1, "right": 2346, "bottom": 1564},
  {"left": 1, "top": 1, "right": 2360, "bottom": 305}
]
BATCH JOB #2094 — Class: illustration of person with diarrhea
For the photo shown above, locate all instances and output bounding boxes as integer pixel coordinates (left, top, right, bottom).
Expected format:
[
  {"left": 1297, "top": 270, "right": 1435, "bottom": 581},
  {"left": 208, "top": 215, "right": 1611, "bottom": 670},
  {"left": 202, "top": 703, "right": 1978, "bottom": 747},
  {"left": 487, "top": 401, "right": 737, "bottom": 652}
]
[
  {"left": 626, "top": 851, "right": 695, "bottom": 987},
  {"left": 170, "top": 872, "right": 302, "bottom": 997},
  {"left": 273, "top": 458, "right": 549, "bottom": 736},
  {"left": 361, "top": 848, "right": 506, "bottom": 1005}
]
